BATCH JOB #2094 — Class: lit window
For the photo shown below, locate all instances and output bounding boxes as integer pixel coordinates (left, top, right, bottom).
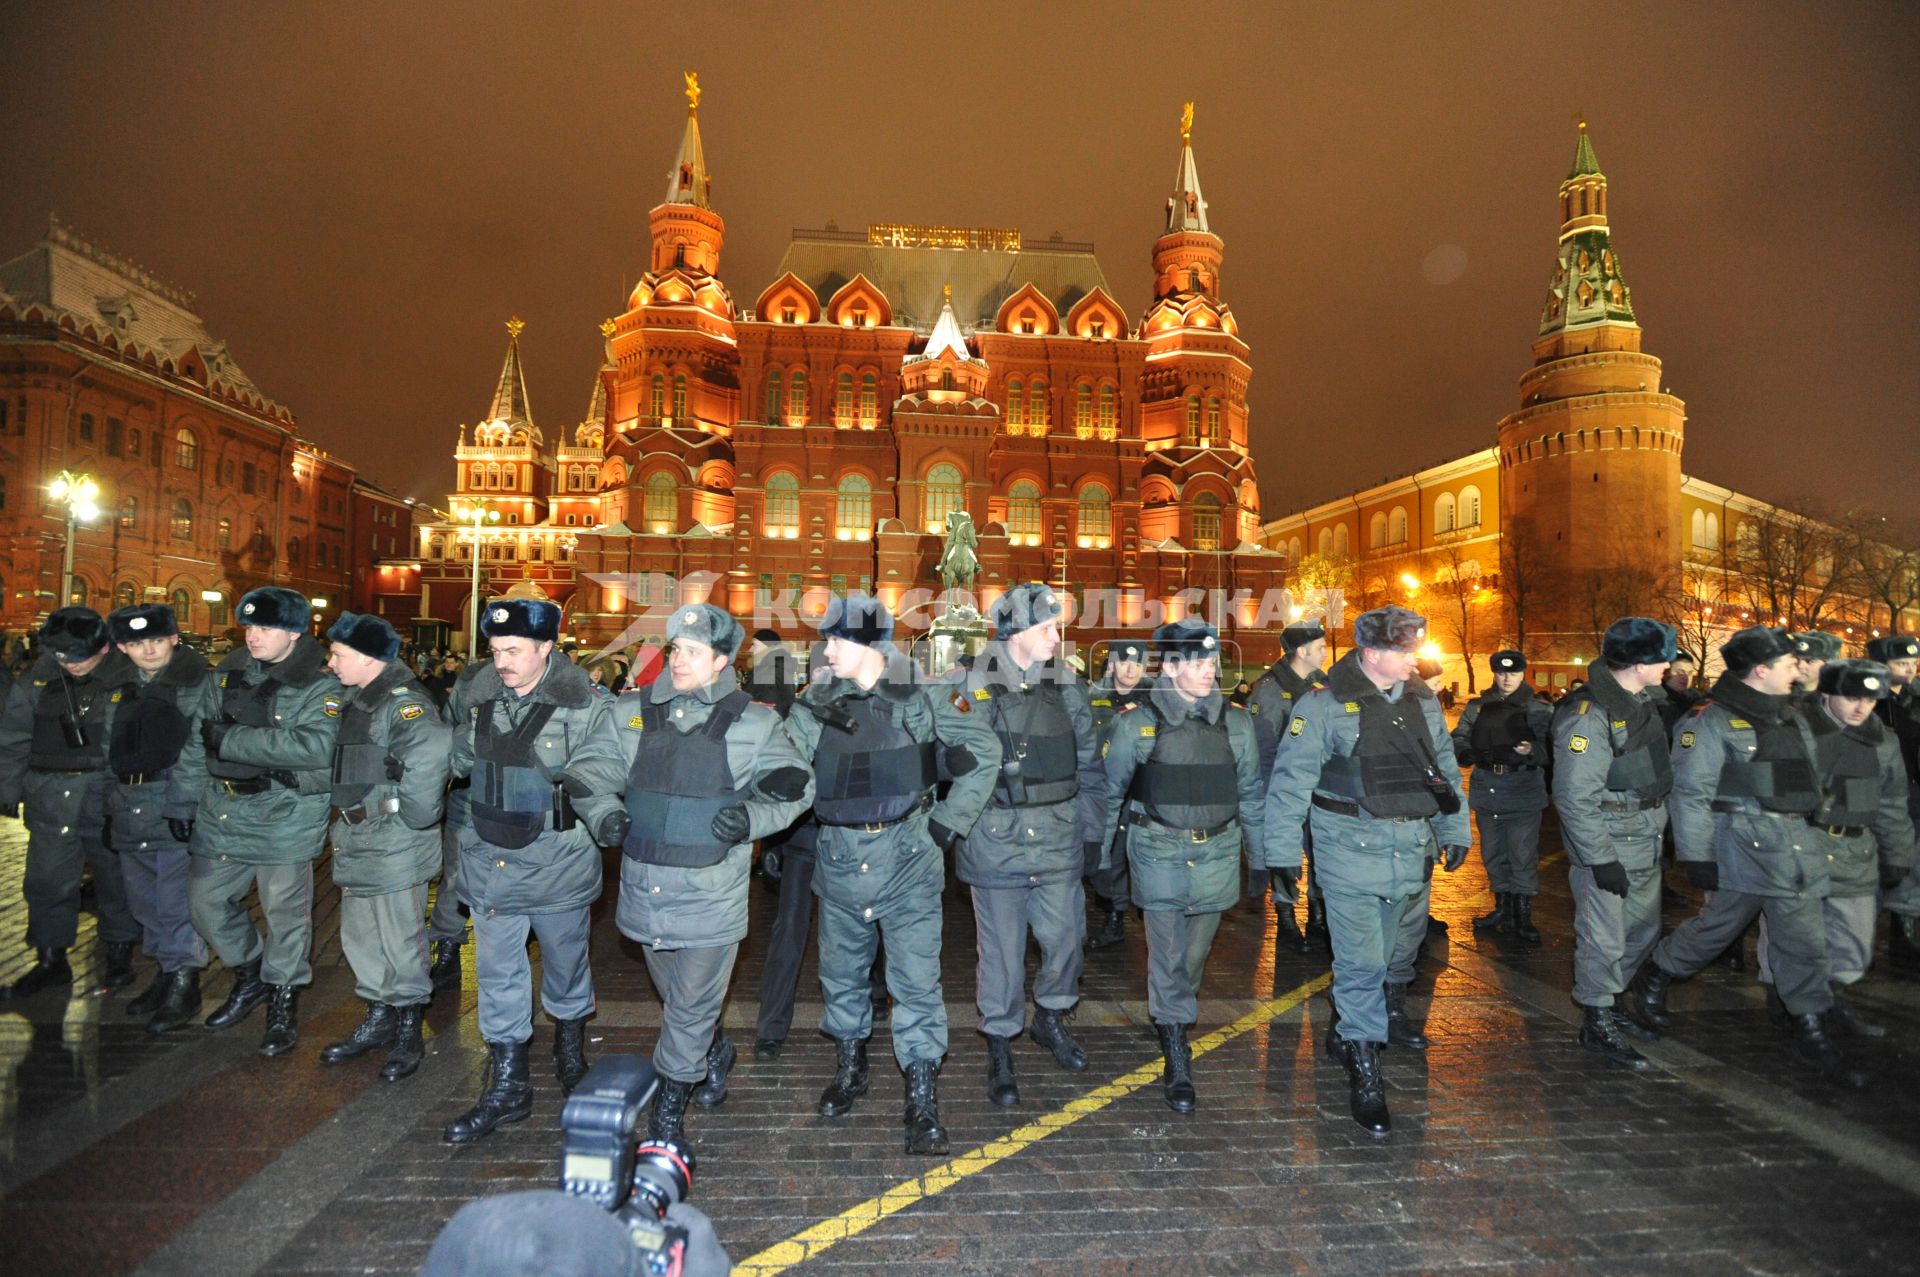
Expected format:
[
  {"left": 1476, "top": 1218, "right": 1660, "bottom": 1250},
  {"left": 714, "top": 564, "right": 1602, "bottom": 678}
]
[
  {"left": 924, "top": 463, "right": 963, "bottom": 533},
  {"left": 764, "top": 472, "right": 800, "bottom": 537},
  {"left": 1077, "top": 483, "right": 1112, "bottom": 546},
  {"left": 1204, "top": 397, "right": 1220, "bottom": 445},
  {"left": 217, "top": 518, "right": 232, "bottom": 549},
  {"left": 671, "top": 374, "right": 688, "bottom": 422},
  {"left": 174, "top": 427, "right": 199, "bottom": 469},
  {"left": 786, "top": 369, "right": 808, "bottom": 426},
  {"left": 1193, "top": 493, "right": 1221, "bottom": 552},
  {"left": 859, "top": 373, "right": 878, "bottom": 427},
  {"left": 1098, "top": 385, "right": 1116, "bottom": 439},
  {"left": 766, "top": 370, "right": 784, "bottom": 423},
  {"left": 1027, "top": 379, "right": 1048, "bottom": 434},
  {"left": 836, "top": 474, "right": 872, "bottom": 540},
  {"left": 835, "top": 372, "right": 854, "bottom": 427},
  {"left": 1007, "top": 481, "right": 1041, "bottom": 544},
  {"left": 1006, "top": 379, "right": 1024, "bottom": 429},
  {"left": 644, "top": 472, "right": 677, "bottom": 530},
  {"left": 1184, "top": 396, "right": 1200, "bottom": 446},
  {"left": 171, "top": 498, "right": 194, "bottom": 540},
  {"left": 650, "top": 374, "right": 666, "bottom": 421},
  {"left": 1075, "top": 384, "right": 1093, "bottom": 438}
]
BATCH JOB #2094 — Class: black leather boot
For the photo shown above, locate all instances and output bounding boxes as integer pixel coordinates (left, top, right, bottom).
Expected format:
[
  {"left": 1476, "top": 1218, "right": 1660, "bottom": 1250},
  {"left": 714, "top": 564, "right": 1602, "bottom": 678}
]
[
  {"left": 1087, "top": 902, "right": 1126, "bottom": 951},
  {"left": 1472, "top": 893, "right": 1510, "bottom": 933},
  {"left": 126, "top": 968, "right": 169, "bottom": 1016},
  {"left": 817, "top": 1037, "right": 870, "bottom": 1117},
  {"left": 1888, "top": 913, "right": 1920, "bottom": 977},
  {"left": 321, "top": 1002, "right": 398, "bottom": 1064},
  {"left": 985, "top": 1034, "right": 1019, "bottom": 1107},
  {"left": 1764, "top": 983, "right": 1792, "bottom": 1034},
  {"left": 204, "top": 959, "right": 268, "bottom": 1029},
  {"left": 101, "top": 941, "right": 136, "bottom": 991},
  {"left": 553, "top": 1016, "right": 591, "bottom": 1095},
  {"left": 1717, "top": 941, "right": 1747, "bottom": 974},
  {"left": 4, "top": 947, "right": 71, "bottom": 1000},
  {"left": 444, "top": 1040, "right": 534, "bottom": 1143},
  {"left": 1321, "top": 992, "right": 1346, "bottom": 1064},
  {"left": 1826, "top": 983, "right": 1887, "bottom": 1039},
  {"left": 1624, "top": 964, "right": 1672, "bottom": 1032},
  {"left": 146, "top": 968, "right": 202, "bottom": 1034},
  {"left": 1153, "top": 1021, "right": 1196, "bottom": 1113},
  {"left": 1346, "top": 1040, "right": 1391, "bottom": 1139},
  {"left": 753, "top": 1036, "right": 784, "bottom": 1061},
  {"left": 258, "top": 985, "right": 299, "bottom": 1057},
  {"left": 428, "top": 939, "right": 462, "bottom": 990},
  {"left": 691, "top": 1027, "right": 736, "bottom": 1109},
  {"left": 1273, "top": 898, "right": 1310, "bottom": 954},
  {"left": 1790, "top": 1012, "right": 1867, "bottom": 1088},
  {"left": 381, "top": 1005, "right": 427, "bottom": 1081},
  {"left": 1510, "top": 895, "right": 1542, "bottom": 945},
  {"left": 1305, "top": 895, "right": 1331, "bottom": 949},
  {"left": 648, "top": 1078, "right": 695, "bottom": 1143},
  {"left": 1384, "top": 983, "right": 1430, "bottom": 1050},
  {"left": 1029, "top": 1006, "right": 1088, "bottom": 1072},
  {"left": 902, "top": 1059, "right": 950, "bottom": 1155},
  {"left": 1578, "top": 1004, "right": 1649, "bottom": 1069}
]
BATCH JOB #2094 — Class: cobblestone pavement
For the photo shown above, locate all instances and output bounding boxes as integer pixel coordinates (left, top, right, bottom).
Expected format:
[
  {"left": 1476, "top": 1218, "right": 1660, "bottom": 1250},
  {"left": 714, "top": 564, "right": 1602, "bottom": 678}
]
[{"left": 2, "top": 810, "right": 1918, "bottom": 1276}]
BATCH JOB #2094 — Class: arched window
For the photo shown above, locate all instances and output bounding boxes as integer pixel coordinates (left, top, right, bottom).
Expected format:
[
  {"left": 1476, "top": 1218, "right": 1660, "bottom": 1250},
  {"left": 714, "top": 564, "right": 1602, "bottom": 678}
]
[
  {"left": 1705, "top": 511, "right": 1720, "bottom": 550},
  {"left": 288, "top": 535, "right": 303, "bottom": 566},
  {"left": 114, "top": 582, "right": 136, "bottom": 609},
  {"left": 671, "top": 374, "right": 688, "bottom": 422},
  {"left": 1098, "top": 384, "right": 1117, "bottom": 439},
  {"left": 1192, "top": 493, "right": 1222, "bottom": 551},
  {"left": 764, "top": 471, "right": 800, "bottom": 537},
  {"left": 766, "top": 370, "right": 784, "bottom": 423},
  {"left": 1204, "top": 397, "right": 1220, "bottom": 445},
  {"left": 429, "top": 536, "right": 445, "bottom": 559},
  {"left": 1334, "top": 524, "right": 1350, "bottom": 557},
  {"left": 835, "top": 372, "right": 854, "bottom": 427},
  {"left": 1006, "top": 480, "right": 1042, "bottom": 543},
  {"left": 650, "top": 373, "right": 666, "bottom": 421},
  {"left": 1027, "top": 379, "right": 1048, "bottom": 432},
  {"left": 786, "top": 369, "right": 808, "bottom": 425},
  {"left": 1075, "top": 384, "right": 1093, "bottom": 438},
  {"left": 118, "top": 495, "right": 138, "bottom": 530},
  {"left": 859, "top": 373, "right": 878, "bottom": 426},
  {"left": 217, "top": 518, "right": 232, "bottom": 549},
  {"left": 171, "top": 587, "right": 191, "bottom": 621},
  {"left": 174, "top": 427, "right": 199, "bottom": 469},
  {"left": 500, "top": 466, "right": 516, "bottom": 492},
  {"left": 1690, "top": 509, "right": 1707, "bottom": 548},
  {"left": 836, "top": 473, "right": 872, "bottom": 540},
  {"left": 1184, "top": 396, "right": 1201, "bottom": 445},
  {"left": 171, "top": 498, "right": 194, "bottom": 540},
  {"left": 1318, "top": 528, "right": 1333, "bottom": 557},
  {"left": 644, "top": 472, "right": 677, "bottom": 530},
  {"left": 1369, "top": 511, "right": 1387, "bottom": 549},
  {"left": 1434, "top": 492, "right": 1457, "bottom": 534},
  {"left": 1460, "top": 485, "right": 1482, "bottom": 527},
  {"left": 924, "top": 463, "right": 964, "bottom": 533},
  {"left": 1006, "top": 378, "right": 1024, "bottom": 429},
  {"left": 1077, "top": 482, "right": 1112, "bottom": 546},
  {"left": 1288, "top": 536, "right": 1303, "bottom": 564},
  {"left": 1388, "top": 505, "right": 1407, "bottom": 545}
]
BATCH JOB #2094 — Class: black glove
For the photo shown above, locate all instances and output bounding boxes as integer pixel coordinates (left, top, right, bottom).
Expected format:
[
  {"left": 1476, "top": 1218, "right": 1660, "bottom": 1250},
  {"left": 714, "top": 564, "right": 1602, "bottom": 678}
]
[
  {"left": 1441, "top": 844, "right": 1470, "bottom": 873},
  {"left": 929, "top": 821, "right": 963, "bottom": 853},
  {"left": 167, "top": 817, "right": 195, "bottom": 843},
  {"left": 1881, "top": 864, "right": 1910, "bottom": 892},
  {"left": 384, "top": 755, "right": 406, "bottom": 782},
  {"left": 101, "top": 815, "right": 115, "bottom": 852},
  {"left": 201, "top": 716, "right": 232, "bottom": 755},
  {"left": 4, "top": 801, "right": 18, "bottom": 821},
  {"left": 595, "top": 808, "right": 632, "bottom": 848},
  {"left": 1082, "top": 841, "right": 1102, "bottom": 878},
  {"left": 1269, "top": 867, "right": 1299, "bottom": 905},
  {"left": 1590, "top": 860, "right": 1630, "bottom": 898},
  {"left": 1684, "top": 860, "right": 1719, "bottom": 892},
  {"left": 1246, "top": 866, "right": 1271, "bottom": 900},
  {"left": 760, "top": 848, "right": 783, "bottom": 881},
  {"left": 711, "top": 804, "right": 752, "bottom": 844},
  {"left": 265, "top": 769, "right": 300, "bottom": 790}
]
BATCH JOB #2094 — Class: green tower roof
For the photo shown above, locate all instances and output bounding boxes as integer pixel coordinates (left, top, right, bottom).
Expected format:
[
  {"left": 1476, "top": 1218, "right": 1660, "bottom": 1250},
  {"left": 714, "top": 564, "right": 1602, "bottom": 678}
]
[{"left": 1567, "top": 125, "right": 1602, "bottom": 180}]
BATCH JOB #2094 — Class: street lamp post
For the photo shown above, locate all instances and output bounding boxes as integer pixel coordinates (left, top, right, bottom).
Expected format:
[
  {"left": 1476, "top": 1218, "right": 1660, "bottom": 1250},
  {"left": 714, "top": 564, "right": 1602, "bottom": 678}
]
[
  {"left": 49, "top": 470, "right": 101, "bottom": 606},
  {"left": 454, "top": 504, "right": 500, "bottom": 659},
  {"left": 310, "top": 597, "right": 329, "bottom": 638},
  {"left": 200, "top": 589, "right": 222, "bottom": 647}
]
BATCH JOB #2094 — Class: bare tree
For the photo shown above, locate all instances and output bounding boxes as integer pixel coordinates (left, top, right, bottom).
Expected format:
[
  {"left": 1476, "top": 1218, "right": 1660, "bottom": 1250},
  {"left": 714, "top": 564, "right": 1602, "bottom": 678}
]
[
  {"left": 1661, "top": 561, "right": 1735, "bottom": 679},
  {"left": 1840, "top": 511, "right": 1920, "bottom": 635},
  {"left": 1427, "top": 539, "right": 1491, "bottom": 693},
  {"left": 1726, "top": 500, "right": 1858, "bottom": 630},
  {"left": 1498, "top": 518, "right": 1553, "bottom": 654},
  {"left": 1565, "top": 529, "right": 1670, "bottom": 657}
]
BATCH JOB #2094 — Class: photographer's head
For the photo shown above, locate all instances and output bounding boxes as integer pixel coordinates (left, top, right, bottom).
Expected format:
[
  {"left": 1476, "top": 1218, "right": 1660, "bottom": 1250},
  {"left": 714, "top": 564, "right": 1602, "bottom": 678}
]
[{"left": 420, "top": 1191, "right": 650, "bottom": 1277}]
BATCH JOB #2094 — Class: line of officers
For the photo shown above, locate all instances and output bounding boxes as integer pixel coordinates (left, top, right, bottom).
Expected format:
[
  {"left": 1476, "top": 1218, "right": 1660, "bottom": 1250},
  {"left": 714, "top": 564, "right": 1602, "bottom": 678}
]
[{"left": 4, "top": 585, "right": 1915, "bottom": 1155}]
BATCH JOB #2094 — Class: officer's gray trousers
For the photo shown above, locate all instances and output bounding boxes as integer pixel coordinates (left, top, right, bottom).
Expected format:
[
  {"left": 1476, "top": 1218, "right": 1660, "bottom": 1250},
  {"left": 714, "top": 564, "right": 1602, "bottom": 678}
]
[
  {"left": 1653, "top": 889, "right": 1833, "bottom": 1015},
  {"left": 1568, "top": 857, "right": 1663, "bottom": 1008},
  {"left": 341, "top": 884, "right": 431, "bottom": 1006},
  {"left": 641, "top": 943, "right": 739, "bottom": 1083},
  {"left": 1475, "top": 809, "right": 1544, "bottom": 896},
  {"left": 1886, "top": 870, "right": 1920, "bottom": 917},
  {"left": 1142, "top": 908, "right": 1222, "bottom": 1025},
  {"left": 188, "top": 857, "right": 314, "bottom": 987},
  {"left": 427, "top": 823, "right": 467, "bottom": 945},
  {"left": 818, "top": 892, "right": 946, "bottom": 1068},
  {"left": 1756, "top": 893, "right": 1878, "bottom": 987},
  {"left": 120, "top": 847, "right": 206, "bottom": 973},
  {"left": 24, "top": 812, "right": 138, "bottom": 949},
  {"left": 972, "top": 878, "right": 1084, "bottom": 1038},
  {"left": 1093, "top": 855, "right": 1132, "bottom": 910},
  {"left": 1325, "top": 889, "right": 1427, "bottom": 1043},
  {"left": 472, "top": 907, "right": 595, "bottom": 1044}
]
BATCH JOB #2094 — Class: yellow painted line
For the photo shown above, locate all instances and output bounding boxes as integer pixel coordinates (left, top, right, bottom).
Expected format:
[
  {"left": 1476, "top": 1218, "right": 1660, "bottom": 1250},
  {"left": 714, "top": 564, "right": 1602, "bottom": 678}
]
[{"left": 732, "top": 971, "right": 1333, "bottom": 1276}]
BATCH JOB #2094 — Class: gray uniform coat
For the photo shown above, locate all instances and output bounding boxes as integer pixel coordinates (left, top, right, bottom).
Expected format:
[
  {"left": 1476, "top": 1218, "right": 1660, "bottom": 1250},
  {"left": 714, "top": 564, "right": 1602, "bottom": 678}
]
[
  {"left": 1669, "top": 688, "right": 1828, "bottom": 899},
  {"left": 105, "top": 644, "right": 220, "bottom": 851},
  {"left": 1808, "top": 708, "right": 1914, "bottom": 897},
  {"left": 329, "top": 662, "right": 452, "bottom": 897},
  {"left": 1550, "top": 673, "right": 1671, "bottom": 871}
]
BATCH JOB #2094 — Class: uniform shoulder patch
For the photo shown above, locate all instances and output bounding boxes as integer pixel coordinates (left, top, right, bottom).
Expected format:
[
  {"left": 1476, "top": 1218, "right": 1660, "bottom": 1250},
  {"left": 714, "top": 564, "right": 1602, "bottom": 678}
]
[
  {"left": 1280, "top": 690, "right": 1294, "bottom": 700},
  {"left": 1727, "top": 718, "right": 1751, "bottom": 730},
  {"left": 626, "top": 714, "right": 645, "bottom": 730},
  {"left": 110, "top": 690, "right": 123, "bottom": 702},
  {"left": 322, "top": 695, "right": 343, "bottom": 717},
  {"left": 1289, "top": 716, "right": 1306, "bottom": 736},
  {"left": 1576, "top": 699, "right": 1590, "bottom": 715},
  {"left": 1679, "top": 730, "right": 1696, "bottom": 748},
  {"left": 398, "top": 703, "right": 426, "bottom": 721},
  {"left": 1568, "top": 735, "right": 1589, "bottom": 753},
  {"left": 1140, "top": 723, "right": 1156, "bottom": 738},
  {"left": 1099, "top": 738, "right": 1111, "bottom": 759},
  {"left": 972, "top": 687, "right": 992, "bottom": 701},
  {"left": 949, "top": 690, "right": 973, "bottom": 714},
  {"left": 1247, "top": 702, "right": 1260, "bottom": 714},
  {"left": 1091, "top": 696, "right": 1111, "bottom": 707},
  {"left": 1344, "top": 701, "right": 1361, "bottom": 714},
  {"left": 1611, "top": 719, "right": 1627, "bottom": 731}
]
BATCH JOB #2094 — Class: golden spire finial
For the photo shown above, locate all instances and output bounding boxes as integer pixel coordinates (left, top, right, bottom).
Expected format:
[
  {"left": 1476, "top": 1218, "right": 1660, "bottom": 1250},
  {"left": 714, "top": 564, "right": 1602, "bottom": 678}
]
[
  {"left": 1572, "top": 108, "right": 1586, "bottom": 132},
  {"left": 943, "top": 283, "right": 953, "bottom": 303},
  {"left": 685, "top": 71, "right": 701, "bottom": 113},
  {"left": 505, "top": 316, "right": 525, "bottom": 339},
  {"left": 1181, "top": 102, "right": 1194, "bottom": 144},
  {"left": 598, "top": 318, "right": 617, "bottom": 339}
]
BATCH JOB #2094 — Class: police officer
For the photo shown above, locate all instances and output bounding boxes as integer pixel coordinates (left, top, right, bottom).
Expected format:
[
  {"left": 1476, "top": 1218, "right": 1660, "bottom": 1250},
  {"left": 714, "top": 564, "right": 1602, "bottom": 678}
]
[
  {"left": 1632, "top": 628, "right": 1862, "bottom": 1085},
  {"left": 190, "top": 587, "right": 340, "bottom": 1057},
  {"left": 1246, "top": 622, "right": 1331, "bottom": 953},
  {"left": 104, "top": 603, "right": 216, "bottom": 1032},
  {"left": 953, "top": 584, "right": 1104, "bottom": 1107},
  {"left": 444, "top": 599, "right": 626, "bottom": 1143},
  {"left": 0, "top": 607, "right": 142, "bottom": 998},
  {"left": 1453, "top": 649, "right": 1554, "bottom": 943},
  {"left": 1866, "top": 634, "right": 1920, "bottom": 974},
  {"left": 320, "top": 613, "right": 452, "bottom": 1081},
  {"left": 782, "top": 593, "right": 1000, "bottom": 1156},
  {"left": 607, "top": 604, "right": 814, "bottom": 1144},
  {"left": 1100, "top": 619, "right": 1264, "bottom": 1114},
  {"left": 1658, "top": 650, "right": 1703, "bottom": 732},
  {"left": 1266, "top": 607, "right": 1468, "bottom": 1138},
  {"left": 1551, "top": 617, "right": 1674, "bottom": 1070},
  {"left": 427, "top": 662, "right": 488, "bottom": 991},
  {"left": 1086, "top": 637, "right": 1151, "bottom": 950}
]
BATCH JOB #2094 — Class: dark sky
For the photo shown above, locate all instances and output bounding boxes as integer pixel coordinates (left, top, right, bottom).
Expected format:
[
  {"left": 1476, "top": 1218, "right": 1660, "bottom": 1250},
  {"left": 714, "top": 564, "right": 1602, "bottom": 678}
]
[{"left": 5, "top": 1, "right": 1915, "bottom": 520}]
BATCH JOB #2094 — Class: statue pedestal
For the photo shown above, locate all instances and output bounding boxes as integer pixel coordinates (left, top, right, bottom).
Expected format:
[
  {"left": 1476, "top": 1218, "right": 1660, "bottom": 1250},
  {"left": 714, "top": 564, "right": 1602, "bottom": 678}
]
[{"left": 924, "top": 604, "right": 988, "bottom": 677}]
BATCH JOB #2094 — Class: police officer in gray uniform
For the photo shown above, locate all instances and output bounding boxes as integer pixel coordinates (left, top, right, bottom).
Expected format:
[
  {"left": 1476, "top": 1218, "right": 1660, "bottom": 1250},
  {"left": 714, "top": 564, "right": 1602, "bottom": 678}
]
[
  {"left": 428, "top": 661, "right": 487, "bottom": 990},
  {"left": 105, "top": 603, "right": 216, "bottom": 1032},
  {"left": 444, "top": 599, "right": 626, "bottom": 1143},
  {"left": 320, "top": 613, "right": 452, "bottom": 1082},
  {"left": 606, "top": 603, "right": 814, "bottom": 1145},
  {"left": 0, "top": 608, "right": 142, "bottom": 998},
  {"left": 1866, "top": 634, "right": 1920, "bottom": 973},
  {"left": 1086, "top": 637, "right": 1151, "bottom": 950},
  {"left": 782, "top": 593, "right": 1000, "bottom": 1155},
  {"left": 1632, "top": 627, "right": 1863, "bottom": 1085},
  {"left": 953, "top": 584, "right": 1104, "bottom": 1107},
  {"left": 1453, "top": 649, "right": 1554, "bottom": 944},
  {"left": 1100, "top": 619, "right": 1264, "bottom": 1114},
  {"left": 1266, "top": 606, "right": 1469, "bottom": 1138},
  {"left": 1246, "top": 621, "right": 1331, "bottom": 952},
  {"left": 190, "top": 587, "right": 340, "bottom": 1057}
]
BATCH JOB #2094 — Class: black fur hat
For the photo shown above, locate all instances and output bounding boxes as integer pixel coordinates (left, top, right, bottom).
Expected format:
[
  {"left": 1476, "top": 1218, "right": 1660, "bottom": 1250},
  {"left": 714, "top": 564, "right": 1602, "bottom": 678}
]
[
  {"left": 667, "top": 602, "right": 744, "bottom": 658},
  {"left": 818, "top": 592, "right": 893, "bottom": 648},
  {"left": 327, "top": 612, "right": 401, "bottom": 662},
  {"left": 1153, "top": 619, "right": 1219, "bottom": 660},
  {"left": 1865, "top": 635, "right": 1919, "bottom": 663},
  {"left": 479, "top": 598, "right": 561, "bottom": 643},
  {"left": 1601, "top": 617, "right": 1677, "bottom": 667},
  {"left": 40, "top": 606, "right": 110, "bottom": 660},
  {"left": 236, "top": 586, "right": 312, "bottom": 633},
  {"left": 1107, "top": 638, "right": 1147, "bottom": 665},
  {"left": 1790, "top": 631, "right": 1843, "bottom": 661},
  {"left": 1720, "top": 626, "right": 1796, "bottom": 674},
  {"left": 1281, "top": 622, "right": 1327, "bottom": 653},
  {"left": 1818, "top": 659, "right": 1894, "bottom": 700},
  {"left": 1489, "top": 649, "right": 1526, "bottom": 673},
  {"left": 992, "top": 583, "right": 1064, "bottom": 641},
  {"left": 1353, "top": 606, "right": 1425, "bottom": 654},
  {"left": 108, "top": 603, "right": 179, "bottom": 644}
]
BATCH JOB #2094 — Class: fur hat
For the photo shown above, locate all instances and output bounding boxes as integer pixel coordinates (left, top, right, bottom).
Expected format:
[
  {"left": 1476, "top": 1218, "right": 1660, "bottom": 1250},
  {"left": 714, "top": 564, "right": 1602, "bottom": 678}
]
[
  {"left": 108, "top": 603, "right": 179, "bottom": 644},
  {"left": 992, "top": 583, "right": 1064, "bottom": 641},
  {"left": 751, "top": 627, "right": 782, "bottom": 645},
  {"left": 480, "top": 598, "right": 561, "bottom": 643},
  {"left": 1601, "top": 617, "right": 1677, "bottom": 667},
  {"left": 1280, "top": 622, "right": 1326, "bottom": 653},
  {"left": 817, "top": 592, "right": 893, "bottom": 648},
  {"left": 1865, "top": 635, "right": 1919, "bottom": 663},
  {"left": 1153, "top": 619, "right": 1219, "bottom": 660},
  {"left": 1818, "top": 659, "right": 1894, "bottom": 700},
  {"left": 236, "top": 587, "right": 312, "bottom": 633},
  {"left": 1790, "top": 631, "right": 1843, "bottom": 661},
  {"left": 1489, "top": 649, "right": 1526, "bottom": 673},
  {"left": 1353, "top": 606, "right": 1426, "bottom": 654},
  {"left": 40, "top": 606, "right": 110, "bottom": 661},
  {"left": 1720, "top": 626, "right": 1796, "bottom": 674},
  {"left": 326, "top": 612, "right": 401, "bottom": 662},
  {"left": 1107, "top": 638, "right": 1147, "bottom": 665},
  {"left": 667, "top": 602, "right": 744, "bottom": 658}
]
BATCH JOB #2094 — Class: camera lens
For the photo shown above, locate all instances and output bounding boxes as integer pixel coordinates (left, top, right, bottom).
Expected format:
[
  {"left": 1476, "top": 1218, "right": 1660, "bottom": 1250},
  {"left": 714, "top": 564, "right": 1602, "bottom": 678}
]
[{"left": 628, "top": 1140, "right": 695, "bottom": 1220}]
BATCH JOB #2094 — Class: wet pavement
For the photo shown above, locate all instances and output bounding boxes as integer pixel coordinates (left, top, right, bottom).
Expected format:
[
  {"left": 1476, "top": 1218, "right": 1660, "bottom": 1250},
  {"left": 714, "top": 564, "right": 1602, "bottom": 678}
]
[{"left": 3, "top": 809, "right": 1919, "bottom": 1276}]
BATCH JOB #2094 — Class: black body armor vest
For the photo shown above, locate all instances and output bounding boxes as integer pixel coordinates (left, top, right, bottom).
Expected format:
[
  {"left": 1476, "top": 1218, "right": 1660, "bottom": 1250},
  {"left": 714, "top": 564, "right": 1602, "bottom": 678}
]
[
  {"left": 1714, "top": 711, "right": 1820, "bottom": 814},
  {"left": 331, "top": 699, "right": 388, "bottom": 810},
  {"left": 1470, "top": 697, "right": 1540, "bottom": 768},
  {"left": 1808, "top": 713, "right": 1884, "bottom": 828},
  {"left": 207, "top": 668, "right": 281, "bottom": 781},
  {"left": 30, "top": 673, "right": 117, "bottom": 771},
  {"left": 812, "top": 695, "right": 938, "bottom": 827},
  {"left": 1129, "top": 702, "right": 1239, "bottom": 830},
  {"left": 109, "top": 676, "right": 192, "bottom": 778},
  {"left": 983, "top": 682, "right": 1079, "bottom": 808},
  {"left": 469, "top": 700, "right": 560, "bottom": 849},
  {"left": 622, "top": 691, "right": 752, "bottom": 868},
  {"left": 1316, "top": 694, "right": 1444, "bottom": 819}
]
